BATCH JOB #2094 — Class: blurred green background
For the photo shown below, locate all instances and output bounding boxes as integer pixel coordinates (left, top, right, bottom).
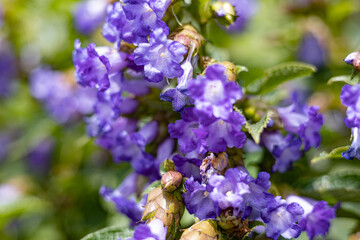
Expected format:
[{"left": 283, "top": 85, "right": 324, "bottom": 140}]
[{"left": 0, "top": 0, "right": 360, "bottom": 239}]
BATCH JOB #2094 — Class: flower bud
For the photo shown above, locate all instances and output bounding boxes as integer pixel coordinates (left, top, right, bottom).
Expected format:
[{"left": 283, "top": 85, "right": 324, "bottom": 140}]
[
  {"left": 344, "top": 51, "right": 360, "bottom": 72},
  {"left": 142, "top": 187, "right": 184, "bottom": 235},
  {"left": 216, "top": 209, "right": 250, "bottom": 238},
  {"left": 200, "top": 152, "right": 228, "bottom": 184},
  {"left": 212, "top": 1, "right": 236, "bottom": 28},
  {"left": 180, "top": 220, "right": 220, "bottom": 240},
  {"left": 216, "top": 61, "right": 237, "bottom": 82},
  {"left": 170, "top": 25, "right": 205, "bottom": 55},
  {"left": 161, "top": 171, "right": 183, "bottom": 192}
]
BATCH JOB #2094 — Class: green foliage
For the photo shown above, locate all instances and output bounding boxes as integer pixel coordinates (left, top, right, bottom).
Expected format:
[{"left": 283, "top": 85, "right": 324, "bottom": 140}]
[
  {"left": 0, "top": 196, "right": 50, "bottom": 229},
  {"left": 328, "top": 75, "right": 359, "bottom": 85},
  {"left": 246, "top": 62, "right": 317, "bottom": 94},
  {"left": 245, "top": 111, "right": 273, "bottom": 144},
  {"left": 297, "top": 169, "right": 360, "bottom": 203},
  {"left": 81, "top": 226, "right": 134, "bottom": 240},
  {"left": 198, "top": 0, "right": 212, "bottom": 24},
  {"left": 310, "top": 146, "right": 349, "bottom": 165}
]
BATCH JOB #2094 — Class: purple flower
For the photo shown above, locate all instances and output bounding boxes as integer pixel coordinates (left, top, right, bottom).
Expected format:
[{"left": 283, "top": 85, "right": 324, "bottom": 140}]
[
  {"left": 160, "top": 48, "right": 195, "bottom": 112},
  {"left": 74, "top": 0, "right": 108, "bottom": 35},
  {"left": 100, "top": 173, "right": 147, "bottom": 224},
  {"left": 341, "top": 84, "right": 360, "bottom": 128},
  {"left": 183, "top": 177, "right": 219, "bottom": 220},
  {"left": 160, "top": 88, "right": 193, "bottom": 113},
  {"left": 169, "top": 108, "right": 246, "bottom": 154},
  {"left": 134, "top": 28, "right": 187, "bottom": 82},
  {"left": 278, "top": 93, "right": 323, "bottom": 150},
  {"left": 261, "top": 196, "right": 304, "bottom": 240},
  {"left": 0, "top": 40, "right": 17, "bottom": 97},
  {"left": 219, "top": 0, "right": 257, "bottom": 32},
  {"left": 172, "top": 154, "right": 202, "bottom": 182},
  {"left": 208, "top": 171, "right": 250, "bottom": 211},
  {"left": 262, "top": 132, "right": 303, "bottom": 173},
  {"left": 72, "top": 39, "right": 128, "bottom": 90},
  {"left": 30, "top": 67, "right": 97, "bottom": 123},
  {"left": 342, "top": 127, "right": 360, "bottom": 160},
  {"left": 189, "top": 64, "right": 242, "bottom": 120},
  {"left": 102, "top": 0, "right": 170, "bottom": 46},
  {"left": 287, "top": 195, "right": 337, "bottom": 240},
  {"left": 132, "top": 219, "right": 167, "bottom": 240},
  {"left": 209, "top": 167, "right": 271, "bottom": 219},
  {"left": 297, "top": 32, "right": 328, "bottom": 68},
  {"left": 168, "top": 107, "right": 204, "bottom": 154},
  {"left": 197, "top": 111, "right": 246, "bottom": 153},
  {"left": 26, "top": 138, "right": 55, "bottom": 176},
  {"left": 96, "top": 120, "right": 159, "bottom": 177}
]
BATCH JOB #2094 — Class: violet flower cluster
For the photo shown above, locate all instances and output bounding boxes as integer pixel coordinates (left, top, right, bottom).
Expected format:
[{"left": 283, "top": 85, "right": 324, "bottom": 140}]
[
  {"left": 262, "top": 92, "right": 324, "bottom": 172},
  {"left": 30, "top": 67, "right": 96, "bottom": 123},
  {"left": 70, "top": 1, "right": 338, "bottom": 240}
]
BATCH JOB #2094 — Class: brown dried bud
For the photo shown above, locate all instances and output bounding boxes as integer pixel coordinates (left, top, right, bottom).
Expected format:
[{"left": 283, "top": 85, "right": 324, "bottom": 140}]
[
  {"left": 170, "top": 25, "right": 205, "bottom": 55},
  {"left": 180, "top": 220, "right": 220, "bottom": 240},
  {"left": 141, "top": 187, "right": 184, "bottom": 233},
  {"left": 161, "top": 171, "right": 183, "bottom": 192},
  {"left": 200, "top": 152, "right": 228, "bottom": 183},
  {"left": 216, "top": 209, "right": 250, "bottom": 238}
]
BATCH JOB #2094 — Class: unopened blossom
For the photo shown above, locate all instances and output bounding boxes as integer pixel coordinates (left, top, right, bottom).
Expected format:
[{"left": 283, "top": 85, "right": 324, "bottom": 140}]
[
  {"left": 72, "top": 39, "right": 128, "bottom": 90},
  {"left": 134, "top": 28, "right": 187, "bottom": 82},
  {"left": 216, "top": 0, "right": 257, "bottom": 32},
  {"left": 189, "top": 64, "right": 242, "bottom": 120},
  {"left": 74, "top": 0, "right": 108, "bottom": 35}
]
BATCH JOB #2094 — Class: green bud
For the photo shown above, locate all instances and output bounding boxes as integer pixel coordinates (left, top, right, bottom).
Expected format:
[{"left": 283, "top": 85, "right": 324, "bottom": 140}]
[
  {"left": 161, "top": 171, "right": 183, "bottom": 192},
  {"left": 180, "top": 220, "right": 221, "bottom": 240},
  {"left": 212, "top": 1, "right": 236, "bottom": 28}
]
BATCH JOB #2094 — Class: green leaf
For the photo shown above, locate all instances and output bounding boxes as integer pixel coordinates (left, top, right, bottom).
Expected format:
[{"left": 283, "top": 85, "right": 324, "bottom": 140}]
[
  {"left": 297, "top": 170, "right": 360, "bottom": 203},
  {"left": 328, "top": 75, "right": 359, "bottom": 85},
  {"left": 81, "top": 226, "right": 134, "bottom": 240},
  {"left": 0, "top": 196, "right": 50, "bottom": 228},
  {"left": 198, "top": 0, "right": 212, "bottom": 23},
  {"left": 236, "top": 65, "right": 248, "bottom": 74},
  {"left": 246, "top": 62, "right": 317, "bottom": 94},
  {"left": 245, "top": 111, "right": 273, "bottom": 144},
  {"left": 310, "top": 146, "right": 349, "bottom": 165}
]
